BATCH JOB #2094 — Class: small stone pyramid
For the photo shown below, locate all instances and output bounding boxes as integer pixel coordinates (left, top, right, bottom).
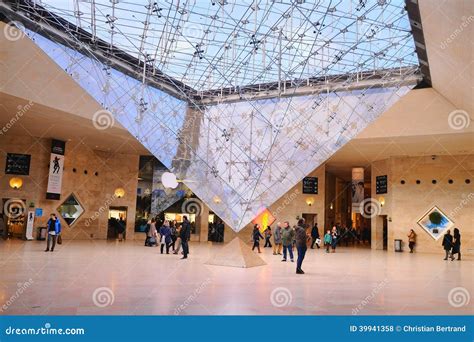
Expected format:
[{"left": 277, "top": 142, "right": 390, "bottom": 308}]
[{"left": 205, "top": 237, "right": 267, "bottom": 268}]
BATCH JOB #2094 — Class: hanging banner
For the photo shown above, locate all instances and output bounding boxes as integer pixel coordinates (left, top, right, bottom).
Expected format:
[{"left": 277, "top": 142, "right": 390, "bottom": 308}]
[
  {"left": 46, "top": 139, "right": 66, "bottom": 200},
  {"left": 351, "top": 168, "right": 364, "bottom": 213},
  {"left": 25, "top": 210, "right": 35, "bottom": 240}
]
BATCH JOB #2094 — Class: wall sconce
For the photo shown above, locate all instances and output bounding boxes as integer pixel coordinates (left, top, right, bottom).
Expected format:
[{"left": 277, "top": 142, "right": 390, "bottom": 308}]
[
  {"left": 378, "top": 196, "right": 385, "bottom": 207},
  {"left": 329, "top": 202, "right": 334, "bottom": 210},
  {"left": 9, "top": 177, "right": 23, "bottom": 189},
  {"left": 213, "top": 195, "right": 221, "bottom": 204},
  {"left": 114, "top": 187, "right": 125, "bottom": 198},
  {"left": 306, "top": 198, "right": 314, "bottom": 206}
]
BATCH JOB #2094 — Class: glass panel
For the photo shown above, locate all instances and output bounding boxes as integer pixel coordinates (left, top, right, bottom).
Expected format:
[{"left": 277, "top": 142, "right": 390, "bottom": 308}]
[{"left": 57, "top": 193, "right": 85, "bottom": 227}]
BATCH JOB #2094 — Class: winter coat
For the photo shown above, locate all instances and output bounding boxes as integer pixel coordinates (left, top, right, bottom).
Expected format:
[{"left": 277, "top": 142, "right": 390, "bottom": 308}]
[
  {"left": 159, "top": 225, "right": 172, "bottom": 244},
  {"left": 273, "top": 226, "right": 282, "bottom": 244},
  {"left": 281, "top": 227, "right": 295, "bottom": 246},
  {"left": 442, "top": 233, "right": 453, "bottom": 251},
  {"left": 47, "top": 218, "right": 61, "bottom": 234},
  {"left": 295, "top": 225, "right": 308, "bottom": 248}
]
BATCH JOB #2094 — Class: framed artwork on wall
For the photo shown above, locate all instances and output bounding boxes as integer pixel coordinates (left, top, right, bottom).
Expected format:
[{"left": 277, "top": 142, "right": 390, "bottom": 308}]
[{"left": 417, "top": 206, "right": 454, "bottom": 240}]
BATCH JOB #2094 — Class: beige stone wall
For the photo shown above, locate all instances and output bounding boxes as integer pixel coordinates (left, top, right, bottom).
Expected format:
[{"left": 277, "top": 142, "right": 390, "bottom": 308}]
[
  {"left": 372, "top": 155, "right": 473, "bottom": 255},
  {"left": 0, "top": 135, "right": 139, "bottom": 240}
]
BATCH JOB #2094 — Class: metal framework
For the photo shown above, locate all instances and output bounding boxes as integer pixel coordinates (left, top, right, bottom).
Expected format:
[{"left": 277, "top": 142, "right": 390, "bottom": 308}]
[{"left": 1, "top": 0, "right": 424, "bottom": 231}]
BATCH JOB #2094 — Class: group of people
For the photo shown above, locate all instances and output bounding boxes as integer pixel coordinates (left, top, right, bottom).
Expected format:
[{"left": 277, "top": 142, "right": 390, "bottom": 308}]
[
  {"left": 252, "top": 219, "right": 317, "bottom": 274},
  {"left": 407, "top": 228, "right": 462, "bottom": 260},
  {"left": 442, "top": 228, "right": 462, "bottom": 261},
  {"left": 145, "top": 216, "right": 191, "bottom": 259}
]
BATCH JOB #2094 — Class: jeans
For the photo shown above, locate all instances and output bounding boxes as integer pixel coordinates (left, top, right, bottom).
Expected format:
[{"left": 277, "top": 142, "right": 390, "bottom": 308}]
[
  {"left": 181, "top": 240, "right": 189, "bottom": 258},
  {"left": 296, "top": 246, "right": 307, "bottom": 270},
  {"left": 282, "top": 244, "right": 293, "bottom": 260},
  {"left": 46, "top": 233, "right": 56, "bottom": 251},
  {"left": 264, "top": 237, "right": 272, "bottom": 248},
  {"left": 161, "top": 242, "right": 171, "bottom": 254}
]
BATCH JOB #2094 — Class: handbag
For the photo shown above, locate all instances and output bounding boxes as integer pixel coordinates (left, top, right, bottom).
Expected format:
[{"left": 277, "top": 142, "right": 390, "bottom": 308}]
[
  {"left": 57, "top": 234, "right": 62, "bottom": 245},
  {"left": 316, "top": 238, "right": 321, "bottom": 245}
]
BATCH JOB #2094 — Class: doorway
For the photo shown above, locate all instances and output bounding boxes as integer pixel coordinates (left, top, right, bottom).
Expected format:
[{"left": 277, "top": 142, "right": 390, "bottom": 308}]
[
  {"left": 302, "top": 213, "right": 317, "bottom": 228},
  {"left": 2, "top": 198, "right": 27, "bottom": 239},
  {"left": 107, "top": 206, "right": 127, "bottom": 240},
  {"left": 382, "top": 216, "right": 388, "bottom": 250}
]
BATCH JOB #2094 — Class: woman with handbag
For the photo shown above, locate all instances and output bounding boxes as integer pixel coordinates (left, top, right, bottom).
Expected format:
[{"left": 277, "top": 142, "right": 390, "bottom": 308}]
[{"left": 159, "top": 220, "right": 172, "bottom": 254}]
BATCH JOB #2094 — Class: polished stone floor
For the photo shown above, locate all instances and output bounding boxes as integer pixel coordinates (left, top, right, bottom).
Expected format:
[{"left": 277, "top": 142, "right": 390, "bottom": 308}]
[{"left": 0, "top": 239, "right": 472, "bottom": 315}]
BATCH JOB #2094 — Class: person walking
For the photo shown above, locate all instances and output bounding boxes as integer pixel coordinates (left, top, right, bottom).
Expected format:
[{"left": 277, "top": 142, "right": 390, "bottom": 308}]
[
  {"left": 324, "top": 229, "right": 332, "bottom": 253},
  {"left": 295, "top": 219, "right": 308, "bottom": 274},
  {"left": 263, "top": 226, "right": 272, "bottom": 248},
  {"left": 310, "top": 223, "right": 320, "bottom": 249},
  {"left": 45, "top": 213, "right": 61, "bottom": 252},
  {"left": 252, "top": 224, "right": 264, "bottom": 253},
  {"left": 407, "top": 229, "right": 417, "bottom": 253},
  {"left": 281, "top": 221, "right": 295, "bottom": 262},
  {"left": 159, "top": 220, "right": 172, "bottom": 254},
  {"left": 442, "top": 230, "right": 453, "bottom": 260},
  {"left": 273, "top": 223, "right": 283, "bottom": 255},
  {"left": 451, "top": 228, "right": 461, "bottom": 261},
  {"left": 180, "top": 216, "right": 191, "bottom": 259}
]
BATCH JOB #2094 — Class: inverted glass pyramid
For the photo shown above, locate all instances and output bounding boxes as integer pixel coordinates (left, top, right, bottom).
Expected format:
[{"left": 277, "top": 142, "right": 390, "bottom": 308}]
[{"left": 14, "top": 0, "right": 420, "bottom": 231}]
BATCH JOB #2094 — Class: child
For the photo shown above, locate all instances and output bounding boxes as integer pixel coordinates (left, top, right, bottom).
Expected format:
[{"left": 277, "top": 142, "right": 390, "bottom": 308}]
[{"left": 324, "top": 230, "right": 332, "bottom": 253}]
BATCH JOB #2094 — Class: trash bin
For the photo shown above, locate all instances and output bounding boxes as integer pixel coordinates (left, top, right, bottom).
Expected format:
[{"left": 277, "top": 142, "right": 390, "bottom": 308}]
[
  {"left": 394, "top": 239, "right": 402, "bottom": 252},
  {"left": 37, "top": 227, "right": 47, "bottom": 241}
]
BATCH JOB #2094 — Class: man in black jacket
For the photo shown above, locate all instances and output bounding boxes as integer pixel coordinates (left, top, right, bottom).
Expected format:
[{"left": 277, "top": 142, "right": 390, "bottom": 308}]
[
  {"left": 295, "top": 219, "right": 308, "bottom": 274},
  {"left": 310, "top": 223, "right": 320, "bottom": 249},
  {"left": 180, "top": 216, "right": 191, "bottom": 259}
]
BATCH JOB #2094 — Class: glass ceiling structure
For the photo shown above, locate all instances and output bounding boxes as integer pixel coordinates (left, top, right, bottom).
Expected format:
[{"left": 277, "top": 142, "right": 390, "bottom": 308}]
[
  {"left": 1, "top": 0, "right": 422, "bottom": 231},
  {"left": 28, "top": 0, "right": 417, "bottom": 91}
]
